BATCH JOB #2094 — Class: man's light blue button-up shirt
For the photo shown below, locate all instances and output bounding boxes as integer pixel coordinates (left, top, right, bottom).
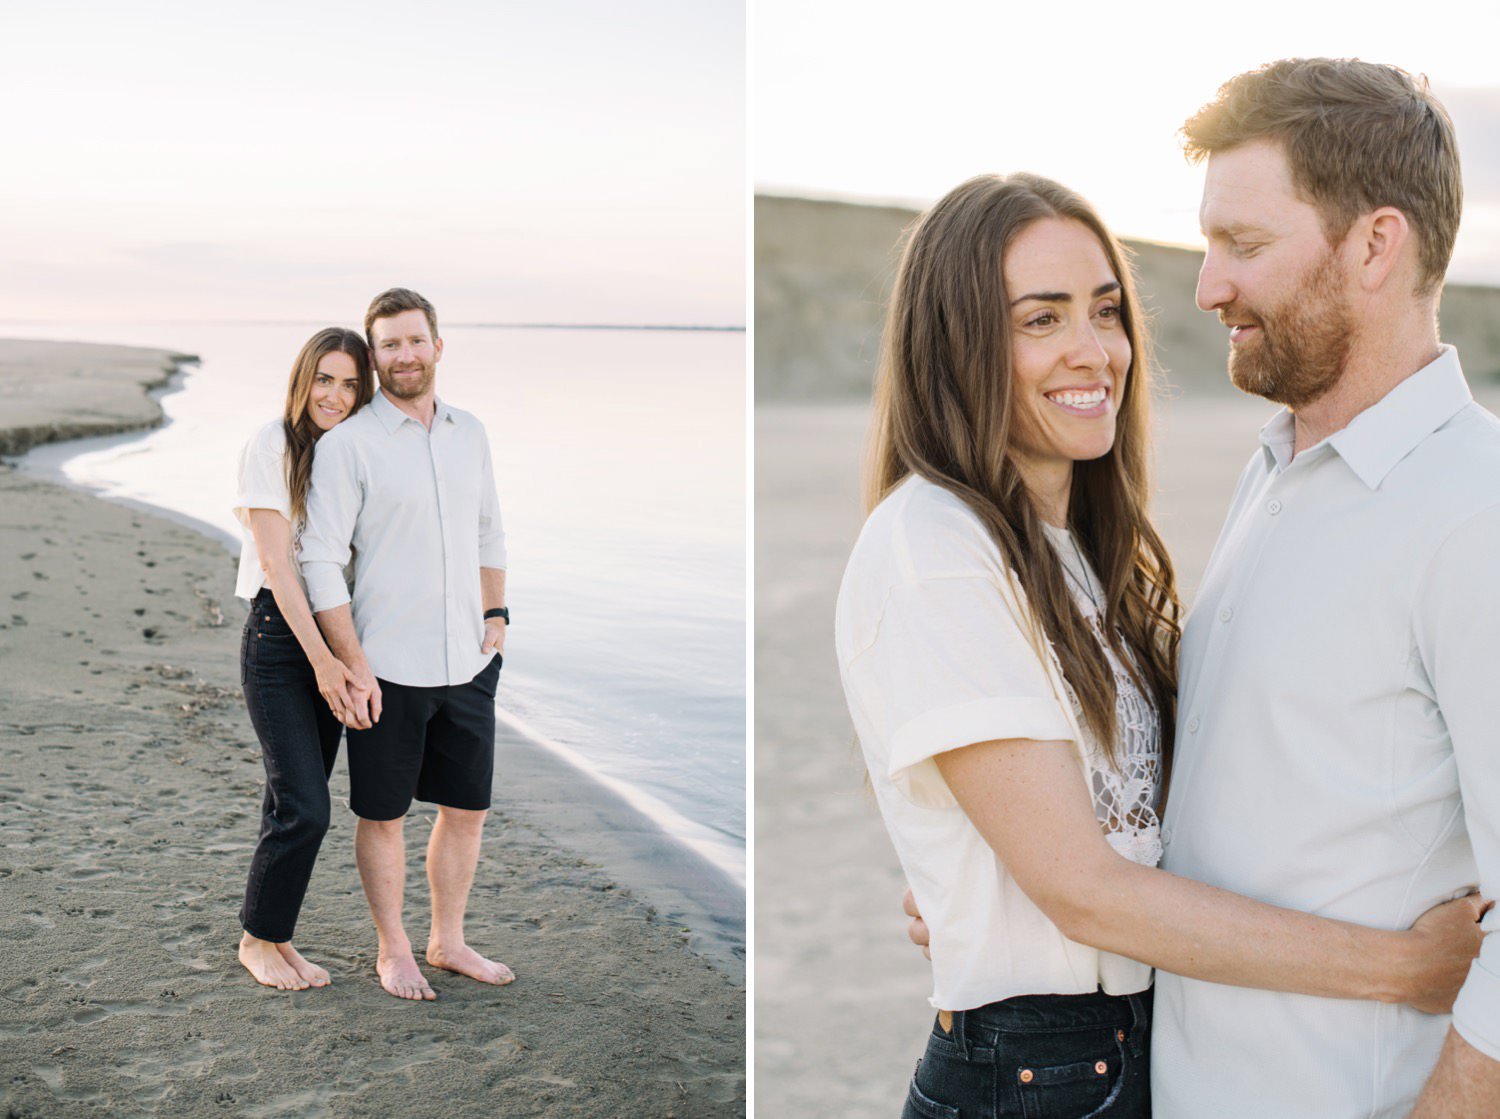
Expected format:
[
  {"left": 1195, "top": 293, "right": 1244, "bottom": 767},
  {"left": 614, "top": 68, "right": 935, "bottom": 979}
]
[
  {"left": 299, "top": 390, "right": 507, "bottom": 688},
  {"left": 1153, "top": 347, "right": 1500, "bottom": 1118}
]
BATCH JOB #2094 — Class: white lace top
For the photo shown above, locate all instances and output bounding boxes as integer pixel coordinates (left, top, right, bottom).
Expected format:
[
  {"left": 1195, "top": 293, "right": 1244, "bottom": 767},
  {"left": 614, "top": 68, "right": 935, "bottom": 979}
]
[{"left": 1042, "top": 522, "right": 1163, "bottom": 868}]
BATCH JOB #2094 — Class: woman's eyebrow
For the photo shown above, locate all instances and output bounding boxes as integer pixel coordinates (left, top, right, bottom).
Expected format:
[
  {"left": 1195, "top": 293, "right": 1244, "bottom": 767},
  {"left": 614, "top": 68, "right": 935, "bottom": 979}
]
[{"left": 1010, "top": 280, "right": 1121, "bottom": 306}]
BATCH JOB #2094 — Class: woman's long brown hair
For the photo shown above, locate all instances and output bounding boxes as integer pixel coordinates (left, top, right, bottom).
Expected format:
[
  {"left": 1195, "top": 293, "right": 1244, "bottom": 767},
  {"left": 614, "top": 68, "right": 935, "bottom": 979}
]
[
  {"left": 282, "top": 328, "right": 373, "bottom": 524},
  {"left": 867, "top": 173, "right": 1180, "bottom": 775}
]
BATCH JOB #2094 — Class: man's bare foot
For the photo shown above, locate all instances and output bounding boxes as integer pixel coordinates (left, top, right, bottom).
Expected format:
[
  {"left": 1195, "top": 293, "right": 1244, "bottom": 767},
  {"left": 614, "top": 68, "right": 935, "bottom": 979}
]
[
  {"left": 238, "top": 933, "right": 310, "bottom": 991},
  {"left": 275, "top": 941, "right": 331, "bottom": 987},
  {"left": 426, "top": 942, "right": 515, "bottom": 986},
  {"left": 377, "top": 951, "right": 436, "bottom": 1001}
]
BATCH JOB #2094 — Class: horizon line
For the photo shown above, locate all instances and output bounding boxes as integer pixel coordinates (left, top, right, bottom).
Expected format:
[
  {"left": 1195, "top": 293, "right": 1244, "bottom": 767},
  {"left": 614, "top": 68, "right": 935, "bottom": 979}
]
[{"left": 0, "top": 319, "right": 746, "bottom": 333}]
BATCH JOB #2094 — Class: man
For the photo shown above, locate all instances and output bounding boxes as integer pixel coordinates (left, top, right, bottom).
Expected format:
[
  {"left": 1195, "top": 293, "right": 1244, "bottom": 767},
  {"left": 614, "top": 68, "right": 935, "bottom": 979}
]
[
  {"left": 910, "top": 60, "right": 1500, "bottom": 1115},
  {"left": 1157, "top": 58, "right": 1499, "bottom": 1118},
  {"left": 300, "top": 287, "right": 513, "bottom": 1001}
]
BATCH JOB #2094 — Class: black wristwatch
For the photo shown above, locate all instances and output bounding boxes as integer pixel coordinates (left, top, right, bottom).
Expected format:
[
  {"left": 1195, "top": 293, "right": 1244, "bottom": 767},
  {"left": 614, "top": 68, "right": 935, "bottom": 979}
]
[{"left": 484, "top": 607, "right": 510, "bottom": 624}]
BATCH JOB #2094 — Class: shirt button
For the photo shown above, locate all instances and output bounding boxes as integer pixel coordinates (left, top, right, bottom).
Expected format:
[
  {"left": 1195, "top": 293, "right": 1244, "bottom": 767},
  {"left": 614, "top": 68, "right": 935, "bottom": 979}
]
[
  {"left": 1187, "top": 716, "right": 1200, "bottom": 733},
  {"left": 1268, "top": 499, "right": 1282, "bottom": 515},
  {"left": 1218, "top": 606, "right": 1233, "bottom": 623}
]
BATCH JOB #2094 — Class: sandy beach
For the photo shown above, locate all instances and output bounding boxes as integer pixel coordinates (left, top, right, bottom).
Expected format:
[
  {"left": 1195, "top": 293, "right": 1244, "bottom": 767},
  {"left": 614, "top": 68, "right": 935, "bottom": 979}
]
[
  {"left": 754, "top": 383, "right": 1500, "bottom": 1117},
  {"left": 0, "top": 340, "right": 744, "bottom": 1118}
]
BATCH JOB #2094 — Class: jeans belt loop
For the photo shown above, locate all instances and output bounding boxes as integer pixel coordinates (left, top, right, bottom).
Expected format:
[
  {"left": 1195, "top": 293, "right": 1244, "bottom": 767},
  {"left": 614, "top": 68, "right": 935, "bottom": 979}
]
[
  {"left": 1125, "top": 993, "right": 1146, "bottom": 1058},
  {"left": 950, "top": 1009, "right": 970, "bottom": 1060}
]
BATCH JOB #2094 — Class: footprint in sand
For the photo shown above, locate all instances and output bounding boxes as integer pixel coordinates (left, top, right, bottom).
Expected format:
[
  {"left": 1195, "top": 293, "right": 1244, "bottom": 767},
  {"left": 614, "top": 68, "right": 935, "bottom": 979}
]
[
  {"left": 54, "top": 954, "right": 107, "bottom": 987},
  {"left": 364, "top": 1031, "right": 447, "bottom": 1075},
  {"left": 160, "top": 925, "right": 215, "bottom": 972},
  {"left": 3, "top": 977, "right": 42, "bottom": 1002},
  {"left": 71, "top": 996, "right": 194, "bottom": 1026}
]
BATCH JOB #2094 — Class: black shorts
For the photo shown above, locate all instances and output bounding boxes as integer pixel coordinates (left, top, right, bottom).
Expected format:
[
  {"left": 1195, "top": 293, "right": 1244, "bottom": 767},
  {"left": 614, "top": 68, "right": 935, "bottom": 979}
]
[{"left": 346, "top": 655, "right": 502, "bottom": 821}]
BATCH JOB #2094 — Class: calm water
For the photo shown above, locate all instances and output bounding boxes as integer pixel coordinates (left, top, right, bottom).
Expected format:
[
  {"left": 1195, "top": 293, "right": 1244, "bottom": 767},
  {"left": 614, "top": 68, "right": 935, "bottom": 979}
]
[{"left": 5, "top": 322, "right": 746, "bottom": 888}]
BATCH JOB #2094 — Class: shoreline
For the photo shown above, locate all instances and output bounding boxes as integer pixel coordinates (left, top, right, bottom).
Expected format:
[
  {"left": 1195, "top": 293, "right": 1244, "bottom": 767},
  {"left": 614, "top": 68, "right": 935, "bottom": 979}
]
[{"left": 0, "top": 339, "right": 744, "bottom": 1117}]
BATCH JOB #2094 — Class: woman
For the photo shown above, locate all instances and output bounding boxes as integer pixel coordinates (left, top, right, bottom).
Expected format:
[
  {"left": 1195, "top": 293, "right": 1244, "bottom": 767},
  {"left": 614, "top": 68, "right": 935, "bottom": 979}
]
[
  {"left": 833, "top": 174, "right": 1484, "bottom": 1118},
  {"left": 232, "top": 327, "right": 374, "bottom": 990}
]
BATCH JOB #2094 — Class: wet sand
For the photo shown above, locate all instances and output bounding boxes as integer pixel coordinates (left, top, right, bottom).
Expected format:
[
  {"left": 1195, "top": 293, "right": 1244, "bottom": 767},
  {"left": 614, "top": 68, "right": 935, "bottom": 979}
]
[
  {"left": 754, "top": 383, "right": 1500, "bottom": 1117},
  {"left": 0, "top": 339, "right": 744, "bottom": 1118}
]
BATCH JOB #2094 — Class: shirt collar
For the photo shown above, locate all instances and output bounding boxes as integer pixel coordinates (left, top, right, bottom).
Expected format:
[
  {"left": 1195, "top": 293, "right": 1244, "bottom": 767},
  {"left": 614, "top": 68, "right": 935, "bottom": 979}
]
[
  {"left": 369, "top": 389, "right": 455, "bottom": 433},
  {"left": 1256, "top": 345, "right": 1472, "bottom": 488}
]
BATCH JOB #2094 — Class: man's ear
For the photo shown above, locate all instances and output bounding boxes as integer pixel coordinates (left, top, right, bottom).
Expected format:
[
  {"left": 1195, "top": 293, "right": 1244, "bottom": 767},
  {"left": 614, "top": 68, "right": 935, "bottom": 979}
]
[
  {"left": 433, "top": 335, "right": 444, "bottom": 363},
  {"left": 1355, "top": 206, "right": 1411, "bottom": 293}
]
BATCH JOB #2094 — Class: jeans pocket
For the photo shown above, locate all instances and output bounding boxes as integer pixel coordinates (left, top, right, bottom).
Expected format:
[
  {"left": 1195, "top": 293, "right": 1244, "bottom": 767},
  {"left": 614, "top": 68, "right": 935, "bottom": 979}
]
[
  {"left": 907, "top": 1025, "right": 996, "bottom": 1119},
  {"left": 1015, "top": 1048, "right": 1123, "bottom": 1119},
  {"left": 902, "top": 1062, "right": 962, "bottom": 1119}
]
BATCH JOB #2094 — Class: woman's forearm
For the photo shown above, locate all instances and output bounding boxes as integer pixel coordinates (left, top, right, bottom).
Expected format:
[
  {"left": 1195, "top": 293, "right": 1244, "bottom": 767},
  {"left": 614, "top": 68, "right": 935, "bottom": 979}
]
[
  {"left": 935, "top": 738, "right": 1468, "bottom": 1007},
  {"left": 261, "top": 558, "right": 339, "bottom": 670},
  {"left": 1059, "top": 852, "right": 1414, "bottom": 1002}
]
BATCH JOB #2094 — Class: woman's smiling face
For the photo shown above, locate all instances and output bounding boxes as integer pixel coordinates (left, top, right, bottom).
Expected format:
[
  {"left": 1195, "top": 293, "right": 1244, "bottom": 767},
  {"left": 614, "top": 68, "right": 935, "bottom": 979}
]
[
  {"left": 306, "top": 350, "right": 362, "bottom": 432},
  {"left": 1003, "top": 216, "right": 1131, "bottom": 485}
]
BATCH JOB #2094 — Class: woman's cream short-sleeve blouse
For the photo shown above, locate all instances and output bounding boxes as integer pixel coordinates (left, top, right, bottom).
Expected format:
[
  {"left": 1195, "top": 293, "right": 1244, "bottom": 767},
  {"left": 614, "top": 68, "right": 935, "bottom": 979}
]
[
  {"left": 232, "top": 419, "right": 303, "bottom": 603},
  {"left": 834, "top": 474, "right": 1154, "bottom": 1011}
]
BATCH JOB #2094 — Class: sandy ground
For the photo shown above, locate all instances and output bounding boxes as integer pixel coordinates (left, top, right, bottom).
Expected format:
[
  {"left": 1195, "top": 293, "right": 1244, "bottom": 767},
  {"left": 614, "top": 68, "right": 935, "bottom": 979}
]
[
  {"left": 754, "top": 383, "right": 1500, "bottom": 1117},
  {"left": 0, "top": 340, "right": 744, "bottom": 1118}
]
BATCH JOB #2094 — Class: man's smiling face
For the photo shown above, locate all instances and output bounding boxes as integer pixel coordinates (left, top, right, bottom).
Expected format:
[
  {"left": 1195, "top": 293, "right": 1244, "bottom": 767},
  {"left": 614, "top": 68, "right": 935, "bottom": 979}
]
[
  {"left": 370, "top": 308, "right": 443, "bottom": 400},
  {"left": 1196, "top": 138, "right": 1357, "bottom": 408}
]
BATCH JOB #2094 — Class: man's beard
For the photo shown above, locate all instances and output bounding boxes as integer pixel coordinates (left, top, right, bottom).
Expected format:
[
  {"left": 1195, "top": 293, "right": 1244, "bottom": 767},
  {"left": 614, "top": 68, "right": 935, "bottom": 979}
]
[
  {"left": 1224, "top": 249, "right": 1355, "bottom": 409},
  {"left": 377, "top": 361, "right": 434, "bottom": 400}
]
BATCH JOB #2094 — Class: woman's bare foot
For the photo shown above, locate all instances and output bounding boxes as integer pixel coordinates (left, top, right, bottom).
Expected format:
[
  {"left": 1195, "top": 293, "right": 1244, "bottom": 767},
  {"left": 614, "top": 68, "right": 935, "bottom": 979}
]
[
  {"left": 426, "top": 941, "right": 515, "bottom": 986},
  {"left": 238, "top": 933, "right": 310, "bottom": 990},
  {"left": 275, "top": 941, "right": 331, "bottom": 987},
  {"left": 377, "top": 950, "right": 436, "bottom": 1001}
]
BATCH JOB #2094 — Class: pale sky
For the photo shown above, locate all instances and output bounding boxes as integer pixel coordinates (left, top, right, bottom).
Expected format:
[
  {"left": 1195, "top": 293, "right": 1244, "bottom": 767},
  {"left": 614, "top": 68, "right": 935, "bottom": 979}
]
[
  {"left": 755, "top": 0, "right": 1500, "bottom": 285},
  {"left": 2, "top": 0, "right": 744, "bottom": 324}
]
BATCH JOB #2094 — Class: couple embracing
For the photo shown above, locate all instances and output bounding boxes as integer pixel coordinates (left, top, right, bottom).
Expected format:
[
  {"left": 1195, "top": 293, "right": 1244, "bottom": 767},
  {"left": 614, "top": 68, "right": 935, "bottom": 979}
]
[
  {"left": 836, "top": 60, "right": 1500, "bottom": 1116},
  {"left": 232, "top": 287, "right": 511, "bottom": 1002}
]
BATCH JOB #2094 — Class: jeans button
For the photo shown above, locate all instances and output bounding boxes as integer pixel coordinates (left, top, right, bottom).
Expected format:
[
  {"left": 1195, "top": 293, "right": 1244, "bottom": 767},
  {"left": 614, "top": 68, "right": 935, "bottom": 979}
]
[{"left": 1019, "top": 1069, "right": 1034, "bottom": 1084}]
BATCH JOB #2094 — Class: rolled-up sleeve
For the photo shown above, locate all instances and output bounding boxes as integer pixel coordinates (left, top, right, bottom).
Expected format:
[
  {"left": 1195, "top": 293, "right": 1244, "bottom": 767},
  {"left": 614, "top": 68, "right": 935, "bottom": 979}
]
[
  {"left": 298, "top": 430, "right": 359, "bottom": 612},
  {"left": 844, "top": 575, "right": 1076, "bottom": 810},
  {"left": 1417, "top": 503, "right": 1500, "bottom": 1060},
  {"left": 233, "top": 425, "right": 291, "bottom": 526},
  {"left": 477, "top": 433, "right": 507, "bottom": 570}
]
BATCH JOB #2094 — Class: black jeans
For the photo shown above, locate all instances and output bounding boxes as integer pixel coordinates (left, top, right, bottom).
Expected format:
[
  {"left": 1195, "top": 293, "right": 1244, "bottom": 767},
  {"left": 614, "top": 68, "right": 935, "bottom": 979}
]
[
  {"left": 903, "top": 987, "right": 1152, "bottom": 1119},
  {"left": 238, "top": 590, "right": 343, "bottom": 942}
]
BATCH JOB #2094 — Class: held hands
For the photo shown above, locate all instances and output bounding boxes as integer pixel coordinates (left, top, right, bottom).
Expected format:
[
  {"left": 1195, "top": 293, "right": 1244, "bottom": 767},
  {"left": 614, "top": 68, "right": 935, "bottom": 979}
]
[
  {"left": 903, "top": 888, "right": 931, "bottom": 960},
  {"left": 1405, "top": 892, "right": 1491, "bottom": 1014},
  {"left": 481, "top": 618, "right": 506, "bottom": 657},
  {"left": 313, "top": 655, "right": 360, "bottom": 726},
  {"left": 342, "top": 663, "right": 383, "bottom": 730}
]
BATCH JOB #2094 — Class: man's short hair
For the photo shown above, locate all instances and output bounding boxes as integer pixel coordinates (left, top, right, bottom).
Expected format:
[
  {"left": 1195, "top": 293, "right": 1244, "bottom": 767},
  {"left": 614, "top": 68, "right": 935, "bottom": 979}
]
[
  {"left": 364, "top": 288, "right": 440, "bottom": 347},
  {"left": 1182, "top": 58, "right": 1461, "bottom": 296}
]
